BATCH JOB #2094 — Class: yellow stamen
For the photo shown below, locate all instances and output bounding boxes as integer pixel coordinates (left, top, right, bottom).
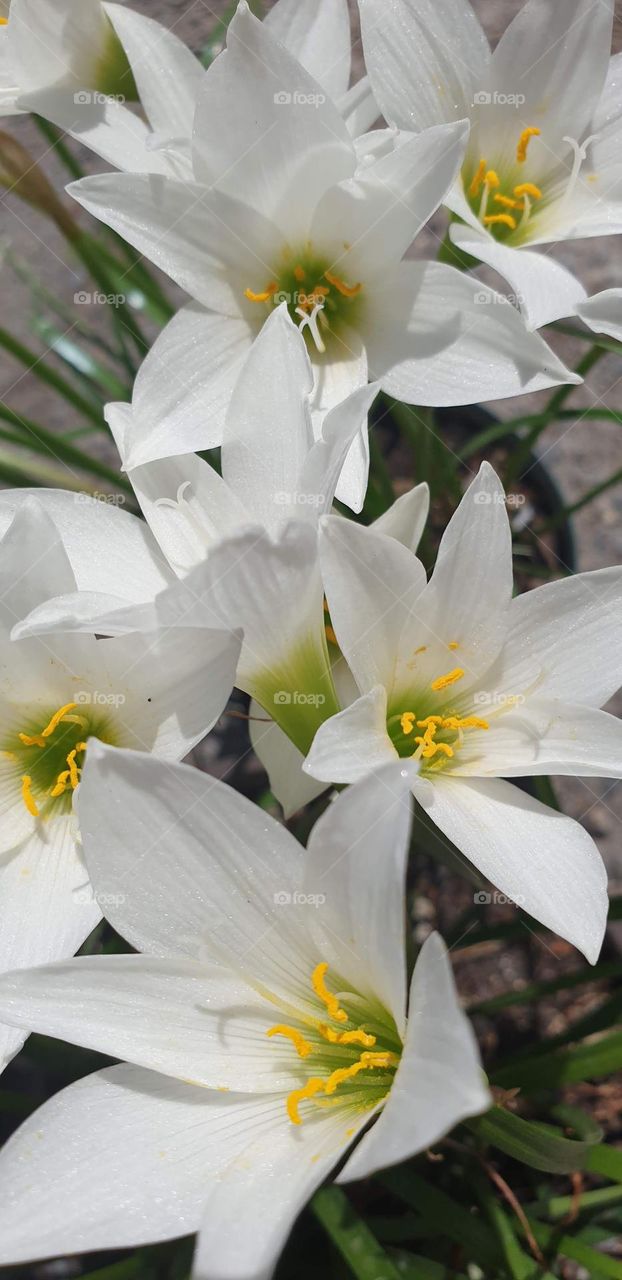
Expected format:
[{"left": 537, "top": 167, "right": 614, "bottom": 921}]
[
  {"left": 494, "top": 194, "right": 522, "bottom": 210},
  {"left": 244, "top": 283, "right": 278, "bottom": 303},
  {"left": 0, "top": 16, "right": 7, "bottom": 23},
  {"left": 484, "top": 170, "right": 500, "bottom": 189},
  {"left": 293, "top": 265, "right": 306, "bottom": 282},
  {"left": 431, "top": 668, "right": 465, "bottom": 693},
  {"left": 311, "top": 962, "right": 348, "bottom": 1023},
  {"left": 324, "top": 270, "right": 362, "bottom": 298},
  {"left": 49, "top": 770, "right": 71, "bottom": 799},
  {"left": 483, "top": 213, "right": 517, "bottom": 230},
  {"left": 516, "top": 127, "right": 540, "bottom": 164},
  {"left": 21, "top": 775, "right": 39, "bottom": 818},
  {"left": 433, "top": 742, "right": 454, "bottom": 758},
  {"left": 468, "top": 159, "right": 486, "bottom": 197},
  {"left": 267, "top": 1025, "right": 313, "bottom": 1058},
  {"left": 416, "top": 716, "right": 443, "bottom": 728},
  {"left": 414, "top": 646, "right": 427, "bottom": 655},
  {"left": 448, "top": 641, "right": 460, "bottom": 650},
  {"left": 18, "top": 731, "right": 46, "bottom": 748},
  {"left": 513, "top": 182, "right": 542, "bottom": 200},
  {"left": 66, "top": 749, "right": 80, "bottom": 790},
  {"left": 287, "top": 1078, "right": 325, "bottom": 1125},
  {"left": 400, "top": 712, "right": 416, "bottom": 736},
  {"left": 40, "top": 702, "right": 79, "bottom": 739},
  {"left": 442, "top": 716, "right": 489, "bottom": 731},
  {"left": 319, "top": 1025, "right": 376, "bottom": 1049}
]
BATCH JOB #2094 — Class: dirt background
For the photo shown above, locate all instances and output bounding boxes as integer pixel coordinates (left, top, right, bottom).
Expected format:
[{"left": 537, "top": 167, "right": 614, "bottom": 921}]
[{"left": 1, "top": 0, "right": 621, "bottom": 903}]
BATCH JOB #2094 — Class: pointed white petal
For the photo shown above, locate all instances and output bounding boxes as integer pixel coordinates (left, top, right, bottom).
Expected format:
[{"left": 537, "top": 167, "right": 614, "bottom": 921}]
[
  {"left": 310, "top": 326, "right": 368, "bottom": 434},
  {"left": 68, "top": 174, "right": 282, "bottom": 315},
  {"left": 0, "top": 1063, "right": 283, "bottom": 1263},
  {"left": 304, "top": 687, "right": 399, "bottom": 783},
  {"left": 264, "top": 0, "right": 351, "bottom": 100},
  {"left": 339, "top": 75, "right": 379, "bottom": 137},
  {"left": 123, "top": 304, "right": 253, "bottom": 467},
  {"left": 449, "top": 223, "right": 588, "bottom": 331},
  {"left": 103, "top": 3, "right": 204, "bottom": 139},
  {"left": 577, "top": 289, "right": 622, "bottom": 343},
  {"left": 372, "top": 482, "right": 430, "bottom": 553},
  {"left": 192, "top": 3, "right": 354, "bottom": 239},
  {"left": 304, "top": 762, "right": 415, "bottom": 1031},
  {"left": 339, "top": 933, "right": 490, "bottom": 1181},
  {"left": 303, "top": 380, "right": 379, "bottom": 516},
  {"left": 590, "top": 51, "right": 622, "bottom": 174},
  {"left": 421, "top": 775, "right": 608, "bottom": 963},
  {"left": 0, "top": 26, "right": 21, "bottom": 118},
  {"left": 365, "top": 261, "right": 581, "bottom": 404},
  {"left": 358, "top": 0, "right": 489, "bottom": 131},
  {"left": 0, "top": 817, "right": 100, "bottom": 1076},
  {"left": 455, "top": 698, "right": 622, "bottom": 780},
  {"left": 18, "top": 86, "right": 172, "bottom": 173},
  {"left": 319, "top": 516, "right": 427, "bottom": 694},
  {"left": 249, "top": 699, "right": 328, "bottom": 818}
]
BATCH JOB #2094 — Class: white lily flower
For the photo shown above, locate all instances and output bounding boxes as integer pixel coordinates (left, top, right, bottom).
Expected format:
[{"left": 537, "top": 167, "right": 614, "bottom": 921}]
[
  {"left": 359, "top": 0, "right": 622, "bottom": 330},
  {"left": 66, "top": 1, "right": 579, "bottom": 466},
  {"left": 303, "top": 462, "right": 619, "bottom": 962},
  {"left": 0, "top": 744, "right": 490, "bottom": 1277},
  {"left": 0, "top": 497, "right": 241, "bottom": 1075},
  {"left": 8, "top": 309, "right": 427, "bottom": 815},
  {"left": 576, "top": 289, "right": 622, "bottom": 344}
]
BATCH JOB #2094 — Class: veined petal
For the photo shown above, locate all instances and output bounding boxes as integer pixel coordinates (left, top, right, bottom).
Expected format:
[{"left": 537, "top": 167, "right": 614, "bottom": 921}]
[
  {"left": 453, "top": 698, "right": 622, "bottom": 780},
  {"left": 122, "top": 304, "right": 254, "bottom": 467},
  {"left": 358, "top": 0, "right": 490, "bottom": 132},
  {"left": 304, "top": 762, "right": 416, "bottom": 1032},
  {"left": 192, "top": 2, "right": 355, "bottom": 240},
  {"left": 304, "top": 687, "right": 399, "bottom": 784},
  {"left": 372, "top": 482, "right": 430, "bottom": 553},
  {"left": 68, "top": 173, "right": 282, "bottom": 316},
  {"left": 310, "top": 326, "right": 368, "bottom": 450},
  {"left": 0, "top": 1064, "right": 287, "bottom": 1264},
  {"left": 449, "top": 223, "right": 588, "bottom": 331},
  {"left": 339, "top": 933, "right": 490, "bottom": 1181},
  {"left": 364, "top": 260, "right": 582, "bottom": 404},
  {"left": 103, "top": 3, "right": 204, "bottom": 140},
  {"left": 420, "top": 775, "right": 608, "bottom": 963},
  {"left": 577, "top": 289, "right": 622, "bottom": 343},
  {"left": 264, "top": 0, "right": 351, "bottom": 100},
  {"left": 319, "top": 515, "right": 427, "bottom": 694},
  {"left": 0, "top": 816, "right": 100, "bottom": 1076},
  {"left": 9, "top": 0, "right": 108, "bottom": 92}
]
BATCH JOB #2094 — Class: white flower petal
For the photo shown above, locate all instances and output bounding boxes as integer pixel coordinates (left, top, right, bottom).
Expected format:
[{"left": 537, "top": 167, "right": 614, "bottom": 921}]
[
  {"left": 339, "top": 933, "right": 490, "bottom": 1181},
  {"left": 264, "top": 0, "right": 351, "bottom": 100},
  {"left": 339, "top": 75, "right": 379, "bottom": 137},
  {"left": 249, "top": 699, "right": 328, "bottom": 818},
  {"left": 577, "top": 289, "right": 622, "bottom": 343},
  {"left": 9, "top": 0, "right": 107, "bottom": 91},
  {"left": 304, "top": 762, "right": 415, "bottom": 1031},
  {"left": 0, "top": 26, "right": 21, "bottom": 118},
  {"left": 17, "top": 86, "right": 172, "bottom": 173},
  {"left": 304, "top": 379, "right": 379, "bottom": 515},
  {"left": 68, "top": 173, "right": 282, "bottom": 315},
  {"left": 0, "top": 1063, "right": 282, "bottom": 1263},
  {"left": 319, "top": 515, "right": 427, "bottom": 694},
  {"left": 420, "top": 775, "right": 608, "bottom": 963},
  {"left": 192, "top": 2, "right": 354, "bottom": 239},
  {"left": 0, "top": 817, "right": 100, "bottom": 1076},
  {"left": 365, "top": 260, "right": 581, "bottom": 404},
  {"left": 455, "top": 698, "right": 622, "bottom": 780},
  {"left": 304, "top": 687, "right": 398, "bottom": 783},
  {"left": 358, "top": 0, "right": 490, "bottom": 131},
  {"left": 310, "top": 325, "right": 368, "bottom": 440},
  {"left": 590, "top": 51, "right": 622, "bottom": 174},
  {"left": 372, "top": 482, "right": 430, "bottom": 553},
  {"left": 123, "top": 304, "right": 254, "bottom": 467},
  {"left": 449, "top": 223, "right": 588, "bottom": 331},
  {"left": 103, "top": 2, "right": 204, "bottom": 140}
]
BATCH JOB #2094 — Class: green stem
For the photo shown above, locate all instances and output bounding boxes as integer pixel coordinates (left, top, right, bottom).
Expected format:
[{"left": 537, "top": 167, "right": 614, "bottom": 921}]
[
  {"left": 0, "top": 404, "right": 132, "bottom": 493},
  {"left": 505, "top": 344, "right": 605, "bottom": 487},
  {"left": 541, "top": 465, "right": 622, "bottom": 527},
  {"left": 33, "top": 115, "right": 85, "bottom": 181},
  {"left": 312, "top": 1186, "right": 404, "bottom": 1280},
  {"left": 0, "top": 327, "right": 104, "bottom": 427}
]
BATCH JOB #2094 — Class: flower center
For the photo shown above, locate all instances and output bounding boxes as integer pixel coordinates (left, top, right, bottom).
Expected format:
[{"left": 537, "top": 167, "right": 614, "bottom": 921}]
[
  {"left": 244, "top": 248, "right": 364, "bottom": 354},
  {"left": 4, "top": 700, "right": 118, "bottom": 819},
  {"left": 465, "top": 125, "right": 544, "bottom": 242},
  {"left": 267, "top": 961, "right": 401, "bottom": 1125},
  {"left": 387, "top": 661, "right": 489, "bottom": 772}
]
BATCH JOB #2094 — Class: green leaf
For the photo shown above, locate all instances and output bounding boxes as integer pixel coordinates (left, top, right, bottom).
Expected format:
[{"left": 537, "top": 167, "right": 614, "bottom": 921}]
[
  {"left": 587, "top": 1143, "right": 622, "bottom": 1185},
  {"left": 312, "top": 1186, "right": 404, "bottom": 1280},
  {"left": 380, "top": 1169, "right": 501, "bottom": 1270},
  {"left": 492, "top": 1030, "right": 622, "bottom": 1092},
  {"left": 467, "top": 1105, "right": 602, "bottom": 1174}
]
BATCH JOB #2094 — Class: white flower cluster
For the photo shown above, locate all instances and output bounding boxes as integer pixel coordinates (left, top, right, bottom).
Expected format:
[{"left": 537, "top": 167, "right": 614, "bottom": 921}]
[{"left": 0, "top": 0, "right": 621, "bottom": 1276}]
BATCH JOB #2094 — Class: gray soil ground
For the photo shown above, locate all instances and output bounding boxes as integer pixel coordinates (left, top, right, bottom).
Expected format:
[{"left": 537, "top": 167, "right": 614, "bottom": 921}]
[{"left": 1, "top": 0, "right": 621, "bottom": 901}]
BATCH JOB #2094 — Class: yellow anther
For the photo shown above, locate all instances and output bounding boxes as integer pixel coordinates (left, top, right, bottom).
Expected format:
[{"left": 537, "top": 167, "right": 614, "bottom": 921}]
[
  {"left": 448, "top": 641, "right": 460, "bottom": 650},
  {"left": 49, "top": 770, "right": 71, "bottom": 799},
  {"left": 244, "top": 282, "right": 278, "bottom": 303},
  {"left": 433, "top": 742, "right": 454, "bottom": 759},
  {"left": 468, "top": 159, "right": 487, "bottom": 197},
  {"left": 414, "top": 646, "right": 427, "bottom": 655},
  {"left": 484, "top": 170, "right": 500, "bottom": 189},
  {"left": 66, "top": 749, "right": 81, "bottom": 790},
  {"left": 293, "top": 265, "right": 306, "bottom": 282},
  {"left": 483, "top": 213, "right": 517, "bottom": 230},
  {"left": 494, "top": 193, "right": 522, "bottom": 210},
  {"left": 442, "top": 716, "right": 489, "bottom": 732},
  {"left": 416, "top": 716, "right": 443, "bottom": 728},
  {"left": 431, "top": 667, "right": 465, "bottom": 693},
  {"left": 18, "top": 731, "right": 46, "bottom": 748},
  {"left": 513, "top": 182, "right": 542, "bottom": 200},
  {"left": 311, "top": 962, "right": 348, "bottom": 1023},
  {"left": 21, "top": 775, "right": 39, "bottom": 818},
  {"left": 0, "top": 16, "right": 7, "bottom": 23},
  {"left": 324, "top": 271, "right": 363, "bottom": 298},
  {"left": 267, "top": 1025, "right": 313, "bottom": 1058},
  {"left": 361, "top": 1050, "right": 400, "bottom": 1069},
  {"left": 40, "top": 702, "right": 79, "bottom": 739},
  {"left": 322, "top": 1026, "right": 376, "bottom": 1049},
  {"left": 324, "top": 1061, "right": 369, "bottom": 1094},
  {"left": 400, "top": 712, "right": 416, "bottom": 736},
  {"left": 287, "top": 1078, "right": 325, "bottom": 1125},
  {"left": 75, "top": 742, "right": 88, "bottom": 753},
  {"left": 516, "top": 127, "right": 540, "bottom": 163}
]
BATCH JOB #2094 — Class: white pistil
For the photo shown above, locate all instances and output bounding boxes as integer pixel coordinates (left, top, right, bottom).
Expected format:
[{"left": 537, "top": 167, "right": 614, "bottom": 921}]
[
  {"left": 295, "top": 301, "right": 326, "bottom": 353},
  {"left": 561, "top": 134, "right": 601, "bottom": 207}
]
